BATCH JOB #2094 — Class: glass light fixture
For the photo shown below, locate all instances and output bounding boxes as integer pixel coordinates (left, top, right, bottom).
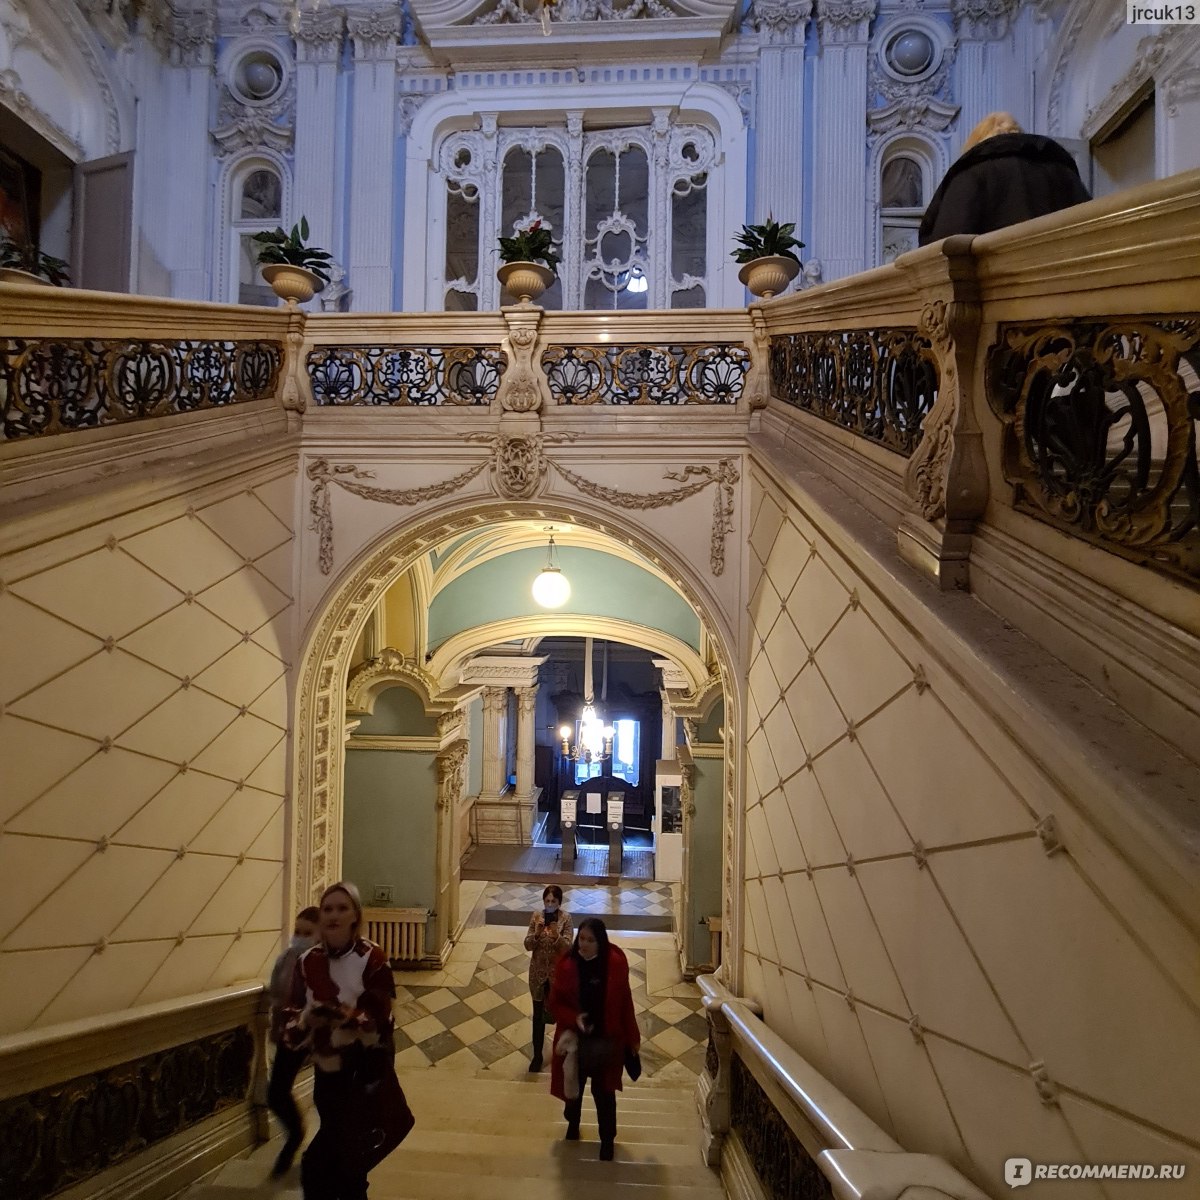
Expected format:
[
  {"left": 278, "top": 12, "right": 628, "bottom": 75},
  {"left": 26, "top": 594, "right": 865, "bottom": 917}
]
[{"left": 532, "top": 533, "right": 570, "bottom": 608}]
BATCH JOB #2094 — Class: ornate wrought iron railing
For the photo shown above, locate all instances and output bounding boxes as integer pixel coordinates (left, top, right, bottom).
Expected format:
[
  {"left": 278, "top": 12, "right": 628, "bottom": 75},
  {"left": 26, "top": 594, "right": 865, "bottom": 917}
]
[
  {"left": 541, "top": 343, "right": 750, "bottom": 405},
  {"left": 987, "top": 316, "right": 1200, "bottom": 583},
  {"left": 306, "top": 345, "right": 506, "bottom": 406},
  {"left": 730, "top": 1053, "right": 833, "bottom": 1200},
  {"left": 0, "top": 337, "right": 283, "bottom": 441},
  {"left": 767, "top": 328, "right": 937, "bottom": 456}
]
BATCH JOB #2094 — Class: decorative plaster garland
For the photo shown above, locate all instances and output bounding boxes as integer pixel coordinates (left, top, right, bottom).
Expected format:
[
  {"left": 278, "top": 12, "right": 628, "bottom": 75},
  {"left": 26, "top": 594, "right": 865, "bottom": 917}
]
[{"left": 306, "top": 442, "right": 740, "bottom": 576}]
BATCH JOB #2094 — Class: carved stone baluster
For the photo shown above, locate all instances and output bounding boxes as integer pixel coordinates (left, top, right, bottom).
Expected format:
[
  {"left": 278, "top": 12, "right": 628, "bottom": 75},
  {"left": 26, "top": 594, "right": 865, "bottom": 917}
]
[{"left": 897, "top": 240, "right": 988, "bottom": 590}]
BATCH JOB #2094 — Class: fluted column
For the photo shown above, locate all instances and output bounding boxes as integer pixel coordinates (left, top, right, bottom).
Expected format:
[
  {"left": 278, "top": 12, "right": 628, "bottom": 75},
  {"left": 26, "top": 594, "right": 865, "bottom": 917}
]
[
  {"left": 753, "top": 3, "right": 812, "bottom": 229},
  {"left": 164, "top": 11, "right": 215, "bottom": 299},
  {"left": 480, "top": 686, "right": 508, "bottom": 800},
  {"left": 812, "top": 0, "right": 875, "bottom": 281},
  {"left": 514, "top": 685, "right": 539, "bottom": 843},
  {"left": 294, "top": 10, "right": 344, "bottom": 258},
  {"left": 953, "top": 0, "right": 1020, "bottom": 140},
  {"left": 347, "top": 11, "right": 400, "bottom": 311},
  {"left": 434, "top": 738, "right": 468, "bottom": 954},
  {"left": 660, "top": 691, "right": 678, "bottom": 758}
]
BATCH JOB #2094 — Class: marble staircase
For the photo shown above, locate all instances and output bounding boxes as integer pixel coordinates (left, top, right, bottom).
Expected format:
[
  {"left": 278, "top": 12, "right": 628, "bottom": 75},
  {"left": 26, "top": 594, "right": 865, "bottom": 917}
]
[{"left": 181, "top": 1062, "right": 726, "bottom": 1200}]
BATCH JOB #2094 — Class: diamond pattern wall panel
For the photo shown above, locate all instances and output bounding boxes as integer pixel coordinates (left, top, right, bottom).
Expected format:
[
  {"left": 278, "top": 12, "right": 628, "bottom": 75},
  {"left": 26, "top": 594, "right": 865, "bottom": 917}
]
[
  {"left": 0, "top": 467, "right": 297, "bottom": 1034},
  {"left": 742, "top": 467, "right": 1200, "bottom": 1194}
]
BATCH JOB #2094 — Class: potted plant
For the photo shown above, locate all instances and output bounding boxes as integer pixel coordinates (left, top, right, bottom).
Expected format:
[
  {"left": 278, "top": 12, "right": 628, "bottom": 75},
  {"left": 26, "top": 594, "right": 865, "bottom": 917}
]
[
  {"left": 497, "top": 219, "right": 560, "bottom": 304},
  {"left": 252, "top": 216, "right": 332, "bottom": 305},
  {"left": 0, "top": 237, "right": 71, "bottom": 286},
  {"left": 732, "top": 217, "right": 804, "bottom": 299}
]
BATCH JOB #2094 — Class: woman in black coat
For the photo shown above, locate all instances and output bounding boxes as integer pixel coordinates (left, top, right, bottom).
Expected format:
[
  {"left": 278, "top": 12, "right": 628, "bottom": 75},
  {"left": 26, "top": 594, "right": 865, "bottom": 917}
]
[{"left": 919, "top": 112, "right": 1091, "bottom": 246}]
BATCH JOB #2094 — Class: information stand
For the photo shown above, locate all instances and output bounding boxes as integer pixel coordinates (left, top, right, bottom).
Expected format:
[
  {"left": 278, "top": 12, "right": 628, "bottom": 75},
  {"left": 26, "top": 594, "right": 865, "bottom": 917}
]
[
  {"left": 560, "top": 789, "right": 580, "bottom": 866},
  {"left": 606, "top": 791, "right": 625, "bottom": 875}
]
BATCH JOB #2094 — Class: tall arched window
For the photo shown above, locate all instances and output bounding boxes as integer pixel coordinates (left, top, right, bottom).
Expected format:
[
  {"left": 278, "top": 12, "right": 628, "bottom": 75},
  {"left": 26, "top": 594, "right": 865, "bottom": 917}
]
[
  {"left": 437, "top": 117, "right": 718, "bottom": 311},
  {"left": 228, "top": 161, "right": 285, "bottom": 305},
  {"left": 878, "top": 152, "right": 927, "bottom": 263}
]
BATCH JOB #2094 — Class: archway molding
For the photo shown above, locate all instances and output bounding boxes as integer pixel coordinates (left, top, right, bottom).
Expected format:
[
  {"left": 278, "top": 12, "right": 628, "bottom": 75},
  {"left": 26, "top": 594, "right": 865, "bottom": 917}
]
[
  {"left": 427, "top": 615, "right": 708, "bottom": 694},
  {"left": 293, "top": 496, "right": 743, "bottom": 986}
]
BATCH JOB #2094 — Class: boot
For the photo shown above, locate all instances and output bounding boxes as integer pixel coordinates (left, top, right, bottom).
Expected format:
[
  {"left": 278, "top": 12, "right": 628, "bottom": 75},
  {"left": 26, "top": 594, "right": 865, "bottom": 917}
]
[{"left": 529, "top": 1007, "right": 545, "bottom": 1072}]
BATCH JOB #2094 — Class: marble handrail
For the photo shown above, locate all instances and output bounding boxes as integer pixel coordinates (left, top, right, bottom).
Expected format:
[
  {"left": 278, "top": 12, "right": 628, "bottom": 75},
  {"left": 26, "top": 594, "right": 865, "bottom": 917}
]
[{"left": 697, "top": 973, "right": 989, "bottom": 1200}]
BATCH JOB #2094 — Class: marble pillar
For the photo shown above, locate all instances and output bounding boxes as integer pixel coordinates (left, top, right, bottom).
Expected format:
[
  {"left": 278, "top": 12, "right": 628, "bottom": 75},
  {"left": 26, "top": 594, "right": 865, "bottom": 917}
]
[
  {"left": 295, "top": 10, "right": 344, "bottom": 260},
  {"left": 753, "top": 3, "right": 811, "bottom": 229}
]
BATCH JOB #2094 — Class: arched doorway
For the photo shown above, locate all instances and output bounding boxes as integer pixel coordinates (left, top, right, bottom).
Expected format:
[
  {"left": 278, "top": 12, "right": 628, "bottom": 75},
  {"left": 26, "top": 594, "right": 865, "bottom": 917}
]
[{"left": 292, "top": 500, "right": 741, "bottom": 982}]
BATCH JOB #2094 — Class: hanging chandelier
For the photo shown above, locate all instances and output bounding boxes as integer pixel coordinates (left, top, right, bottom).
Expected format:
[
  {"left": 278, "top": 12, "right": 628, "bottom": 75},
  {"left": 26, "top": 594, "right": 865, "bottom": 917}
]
[{"left": 531, "top": 531, "right": 570, "bottom": 609}]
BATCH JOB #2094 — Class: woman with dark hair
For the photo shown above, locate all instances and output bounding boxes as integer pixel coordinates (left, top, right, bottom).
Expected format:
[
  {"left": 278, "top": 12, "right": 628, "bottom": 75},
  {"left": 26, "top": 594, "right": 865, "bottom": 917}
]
[
  {"left": 284, "top": 881, "right": 411, "bottom": 1199},
  {"left": 524, "top": 883, "right": 573, "bottom": 1072},
  {"left": 547, "top": 917, "right": 641, "bottom": 1161}
]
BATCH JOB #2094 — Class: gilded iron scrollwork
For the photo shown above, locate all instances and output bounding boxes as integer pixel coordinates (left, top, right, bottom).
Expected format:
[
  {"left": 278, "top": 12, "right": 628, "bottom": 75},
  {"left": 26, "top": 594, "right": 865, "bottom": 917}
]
[
  {"left": 768, "top": 329, "right": 937, "bottom": 456},
  {"left": 0, "top": 338, "right": 282, "bottom": 440},
  {"left": 0, "top": 1027, "right": 252, "bottom": 1200},
  {"left": 306, "top": 345, "right": 506, "bottom": 406},
  {"left": 542, "top": 344, "right": 750, "bottom": 405},
  {"left": 987, "top": 318, "right": 1200, "bottom": 581},
  {"left": 730, "top": 1054, "right": 833, "bottom": 1200}
]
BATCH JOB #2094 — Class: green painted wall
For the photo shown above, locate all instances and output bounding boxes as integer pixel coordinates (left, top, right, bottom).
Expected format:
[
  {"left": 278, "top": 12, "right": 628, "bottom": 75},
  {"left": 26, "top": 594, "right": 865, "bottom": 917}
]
[
  {"left": 427, "top": 547, "right": 701, "bottom": 652},
  {"left": 357, "top": 685, "right": 437, "bottom": 735},
  {"left": 688, "top": 754, "right": 724, "bottom": 969},
  {"left": 343, "top": 749, "right": 437, "bottom": 913}
]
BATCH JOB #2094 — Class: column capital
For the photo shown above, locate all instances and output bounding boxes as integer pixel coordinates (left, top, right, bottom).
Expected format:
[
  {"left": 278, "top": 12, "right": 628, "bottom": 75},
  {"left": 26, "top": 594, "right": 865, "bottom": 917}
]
[
  {"left": 952, "top": 0, "right": 1018, "bottom": 41},
  {"left": 515, "top": 685, "right": 538, "bottom": 714},
  {"left": 816, "top": 0, "right": 874, "bottom": 44},
  {"left": 347, "top": 9, "right": 402, "bottom": 60},
  {"left": 296, "top": 8, "right": 345, "bottom": 64},
  {"left": 164, "top": 9, "right": 215, "bottom": 68},
  {"left": 754, "top": 0, "right": 813, "bottom": 47}
]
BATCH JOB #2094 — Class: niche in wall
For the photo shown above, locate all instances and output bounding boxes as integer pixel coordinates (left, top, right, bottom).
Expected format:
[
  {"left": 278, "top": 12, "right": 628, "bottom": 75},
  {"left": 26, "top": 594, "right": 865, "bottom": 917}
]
[{"left": 1091, "top": 84, "right": 1156, "bottom": 198}]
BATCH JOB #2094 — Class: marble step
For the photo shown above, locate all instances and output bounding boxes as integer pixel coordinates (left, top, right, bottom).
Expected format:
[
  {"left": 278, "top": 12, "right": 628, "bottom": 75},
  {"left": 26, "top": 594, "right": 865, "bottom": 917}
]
[
  {"left": 409, "top": 1105, "right": 699, "bottom": 1134},
  {"left": 397, "top": 1130, "right": 709, "bottom": 1170}
]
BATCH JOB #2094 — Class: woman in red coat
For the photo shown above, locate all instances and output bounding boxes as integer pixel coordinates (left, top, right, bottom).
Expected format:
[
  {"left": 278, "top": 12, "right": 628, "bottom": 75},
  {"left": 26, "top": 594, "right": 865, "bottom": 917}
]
[{"left": 547, "top": 917, "right": 641, "bottom": 1161}]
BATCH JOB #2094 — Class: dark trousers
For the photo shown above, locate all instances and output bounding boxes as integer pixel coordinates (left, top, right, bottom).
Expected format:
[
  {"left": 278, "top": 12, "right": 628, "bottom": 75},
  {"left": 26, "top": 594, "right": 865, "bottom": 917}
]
[
  {"left": 267, "top": 1042, "right": 306, "bottom": 1145},
  {"left": 301, "top": 1070, "right": 370, "bottom": 1200},
  {"left": 531, "top": 981, "right": 549, "bottom": 1056},
  {"left": 563, "top": 1071, "right": 617, "bottom": 1144}
]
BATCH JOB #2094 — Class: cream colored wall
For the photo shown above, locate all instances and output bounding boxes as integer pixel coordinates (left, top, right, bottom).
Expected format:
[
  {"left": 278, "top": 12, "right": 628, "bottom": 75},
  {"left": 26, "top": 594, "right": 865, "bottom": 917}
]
[
  {"left": 741, "top": 466, "right": 1200, "bottom": 1198},
  {"left": 383, "top": 572, "right": 421, "bottom": 658},
  {"left": 0, "top": 465, "right": 297, "bottom": 1035}
]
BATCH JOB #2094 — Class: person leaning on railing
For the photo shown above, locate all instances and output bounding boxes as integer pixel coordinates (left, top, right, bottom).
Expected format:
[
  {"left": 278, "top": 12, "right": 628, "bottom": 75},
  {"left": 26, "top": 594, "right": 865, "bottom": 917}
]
[{"left": 918, "top": 112, "right": 1092, "bottom": 245}]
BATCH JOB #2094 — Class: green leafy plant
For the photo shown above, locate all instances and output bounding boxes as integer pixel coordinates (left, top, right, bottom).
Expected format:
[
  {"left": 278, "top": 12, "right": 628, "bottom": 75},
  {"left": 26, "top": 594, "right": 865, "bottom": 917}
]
[
  {"left": 498, "top": 219, "right": 560, "bottom": 272},
  {"left": 731, "top": 217, "right": 804, "bottom": 265},
  {"left": 0, "top": 237, "right": 71, "bottom": 285},
  {"left": 252, "top": 216, "right": 333, "bottom": 284}
]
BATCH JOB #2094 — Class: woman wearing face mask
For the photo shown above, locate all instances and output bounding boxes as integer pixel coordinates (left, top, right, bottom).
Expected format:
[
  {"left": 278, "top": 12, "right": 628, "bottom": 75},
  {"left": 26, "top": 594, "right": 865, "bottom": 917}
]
[
  {"left": 524, "top": 885, "right": 573, "bottom": 1072},
  {"left": 547, "top": 917, "right": 641, "bottom": 1161},
  {"left": 284, "top": 880, "right": 408, "bottom": 1200}
]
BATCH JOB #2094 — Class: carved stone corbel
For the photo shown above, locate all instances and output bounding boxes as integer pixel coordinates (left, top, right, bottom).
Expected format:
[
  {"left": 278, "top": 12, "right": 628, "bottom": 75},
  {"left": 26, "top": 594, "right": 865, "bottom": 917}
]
[
  {"left": 745, "top": 307, "right": 770, "bottom": 411},
  {"left": 281, "top": 307, "right": 313, "bottom": 413},
  {"left": 896, "top": 240, "right": 988, "bottom": 590},
  {"left": 496, "top": 306, "right": 552, "bottom": 413}
]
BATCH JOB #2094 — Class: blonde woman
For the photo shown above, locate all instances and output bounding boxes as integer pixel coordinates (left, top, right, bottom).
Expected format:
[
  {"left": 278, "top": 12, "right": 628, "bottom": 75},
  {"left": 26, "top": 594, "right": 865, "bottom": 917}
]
[{"left": 919, "top": 112, "right": 1090, "bottom": 245}]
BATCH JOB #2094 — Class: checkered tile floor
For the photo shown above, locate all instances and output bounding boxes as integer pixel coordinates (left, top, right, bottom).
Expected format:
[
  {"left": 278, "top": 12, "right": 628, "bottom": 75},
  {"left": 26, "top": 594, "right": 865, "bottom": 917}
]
[
  {"left": 484, "top": 880, "right": 675, "bottom": 919},
  {"left": 391, "top": 884, "right": 707, "bottom": 1080}
]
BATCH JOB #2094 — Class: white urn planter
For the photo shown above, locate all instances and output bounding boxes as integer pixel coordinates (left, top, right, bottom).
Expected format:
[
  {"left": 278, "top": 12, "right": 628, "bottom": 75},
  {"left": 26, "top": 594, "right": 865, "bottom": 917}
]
[
  {"left": 497, "top": 261, "right": 555, "bottom": 304},
  {"left": 261, "top": 263, "right": 322, "bottom": 305},
  {"left": 738, "top": 255, "right": 800, "bottom": 300}
]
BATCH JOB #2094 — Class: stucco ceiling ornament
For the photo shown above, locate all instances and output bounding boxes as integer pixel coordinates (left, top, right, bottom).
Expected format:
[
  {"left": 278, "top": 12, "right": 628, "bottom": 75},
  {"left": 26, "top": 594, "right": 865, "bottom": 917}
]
[
  {"left": 307, "top": 456, "right": 490, "bottom": 574},
  {"left": 548, "top": 457, "right": 740, "bottom": 576},
  {"left": 466, "top": 431, "right": 572, "bottom": 500},
  {"left": 751, "top": 0, "right": 813, "bottom": 46}
]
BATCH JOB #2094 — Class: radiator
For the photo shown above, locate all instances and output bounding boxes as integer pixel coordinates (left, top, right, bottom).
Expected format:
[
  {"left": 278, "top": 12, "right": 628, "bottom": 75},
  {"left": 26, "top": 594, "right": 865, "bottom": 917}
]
[{"left": 362, "top": 907, "right": 429, "bottom": 965}]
